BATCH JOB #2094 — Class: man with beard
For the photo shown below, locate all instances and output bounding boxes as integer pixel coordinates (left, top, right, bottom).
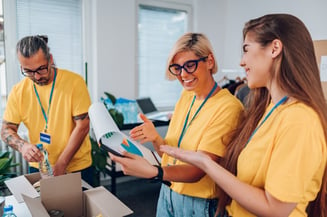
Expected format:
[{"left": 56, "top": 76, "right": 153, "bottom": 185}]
[{"left": 0, "top": 35, "right": 93, "bottom": 185}]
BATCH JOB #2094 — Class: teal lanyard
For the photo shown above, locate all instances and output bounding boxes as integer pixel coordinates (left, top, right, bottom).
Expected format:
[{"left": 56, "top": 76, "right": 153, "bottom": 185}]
[
  {"left": 245, "top": 95, "right": 288, "bottom": 147},
  {"left": 33, "top": 68, "right": 57, "bottom": 132},
  {"left": 177, "top": 82, "right": 218, "bottom": 148}
]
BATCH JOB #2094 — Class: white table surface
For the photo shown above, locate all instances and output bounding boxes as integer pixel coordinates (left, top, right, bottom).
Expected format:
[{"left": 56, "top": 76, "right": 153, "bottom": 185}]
[{"left": 5, "top": 195, "right": 32, "bottom": 217}]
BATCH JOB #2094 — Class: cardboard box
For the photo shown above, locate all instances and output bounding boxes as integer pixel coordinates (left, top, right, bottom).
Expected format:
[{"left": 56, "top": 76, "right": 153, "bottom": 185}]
[
  {"left": 5, "top": 173, "right": 133, "bottom": 217},
  {"left": 313, "top": 40, "right": 327, "bottom": 100}
]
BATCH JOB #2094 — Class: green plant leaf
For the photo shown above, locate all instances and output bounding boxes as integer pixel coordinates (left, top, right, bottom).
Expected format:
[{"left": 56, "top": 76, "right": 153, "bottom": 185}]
[
  {"left": 109, "top": 108, "right": 124, "bottom": 129},
  {"left": 90, "top": 136, "right": 110, "bottom": 176},
  {"left": 0, "top": 151, "right": 20, "bottom": 188},
  {"left": 91, "top": 91, "right": 125, "bottom": 179},
  {"left": 102, "top": 92, "right": 124, "bottom": 128},
  {"left": 104, "top": 92, "right": 117, "bottom": 105},
  {"left": 0, "top": 152, "right": 10, "bottom": 159},
  {"left": 0, "top": 157, "right": 12, "bottom": 174}
]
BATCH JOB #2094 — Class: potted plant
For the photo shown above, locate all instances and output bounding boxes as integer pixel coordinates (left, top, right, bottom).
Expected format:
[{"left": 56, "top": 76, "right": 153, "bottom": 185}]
[
  {"left": 102, "top": 92, "right": 124, "bottom": 129},
  {"left": 90, "top": 135, "right": 109, "bottom": 187},
  {"left": 91, "top": 92, "right": 124, "bottom": 187},
  {"left": 0, "top": 151, "right": 20, "bottom": 196}
]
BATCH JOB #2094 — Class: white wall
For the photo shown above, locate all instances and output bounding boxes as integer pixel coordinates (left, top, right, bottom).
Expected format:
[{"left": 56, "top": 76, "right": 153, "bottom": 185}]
[
  {"left": 194, "top": 0, "right": 228, "bottom": 82},
  {"left": 222, "top": 0, "right": 327, "bottom": 71},
  {"left": 85, "top": 0, "right": 327, "bottom": 103},
  {"left": 86, "top": 0, "right": 223, "bottom": 102},
  {"left": 3, "top": 0, "right": 327, "bottom": 104}
]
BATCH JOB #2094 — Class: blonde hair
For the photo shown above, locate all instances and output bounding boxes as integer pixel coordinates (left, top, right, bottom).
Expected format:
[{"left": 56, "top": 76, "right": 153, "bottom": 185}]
[{"left": 165, "top": 33, "right": 218, "bottom": 80}]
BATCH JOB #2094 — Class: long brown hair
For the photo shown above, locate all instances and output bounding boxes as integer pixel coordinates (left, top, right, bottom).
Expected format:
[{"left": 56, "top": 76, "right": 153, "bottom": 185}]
[{"left": 218, "top": 14, "right": 327, "bottom": 217}]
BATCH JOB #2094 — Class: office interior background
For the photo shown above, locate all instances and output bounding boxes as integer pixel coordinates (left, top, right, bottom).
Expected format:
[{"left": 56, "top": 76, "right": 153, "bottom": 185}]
[
  {"left": 0, "top": 0, "right": 326, "bottom": 176},
  {"left": 1, "top": 0, "right": 327, "bottom": 181},
  {"left": 0, "top": 0, "right": 326, "bottom": 215},
  {"left": 1, "top": 0, "right": 327, "bottom": 117}
]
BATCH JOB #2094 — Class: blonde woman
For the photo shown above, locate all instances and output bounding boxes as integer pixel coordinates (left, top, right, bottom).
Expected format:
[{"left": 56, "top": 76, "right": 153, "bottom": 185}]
[
  {"left": 110, "top": 33, "right": 243, "bottom": 217},
  {"left": 161, "top": 14, "right": 327, "bottom": 217}
]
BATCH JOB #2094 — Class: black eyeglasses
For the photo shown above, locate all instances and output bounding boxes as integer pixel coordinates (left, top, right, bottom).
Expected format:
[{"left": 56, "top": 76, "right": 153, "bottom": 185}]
[
  {"left": 169, "top": 56, "right": 208, "bottom": 76},
  {"left": 21, "top": 63, "right": 49, "bottom": 77}
]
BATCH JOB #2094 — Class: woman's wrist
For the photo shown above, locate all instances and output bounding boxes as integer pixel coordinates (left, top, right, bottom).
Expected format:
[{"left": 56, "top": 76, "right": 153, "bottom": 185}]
[
  {"left": 149, "top": 165, "right": 163, "bottom": 181},
  {"left": 153, "top": 134, "right": 163, "bottom": 147},
  {"left": 148, "top": 165, "right": 171, "bottom": 186}
]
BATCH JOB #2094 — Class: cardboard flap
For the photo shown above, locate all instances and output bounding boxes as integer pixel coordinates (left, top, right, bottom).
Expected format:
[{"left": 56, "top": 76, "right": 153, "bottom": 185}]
[
  {"left": 313, "top": 40, "right": 327, "bottom": 67},
  {"left": 40, "top": 173, "right": 83, "bottom": 217},
  {"left": 25, "top": 172, "right": 41, "bottom": 184},
  {"left": 84, "top": 186, "right": 133, "bottom": 217},
  {"left": 5, "top": 175, "right": 39, "bottom": 203},
  {"left": 313, "top": 40, "right": 327, "bottom": 100},
  {"left": 22, "top": 194, "right": 50, "bottom": 217},
  {"left": 82, "top": 179, "right": 93, "bottom": 190}
]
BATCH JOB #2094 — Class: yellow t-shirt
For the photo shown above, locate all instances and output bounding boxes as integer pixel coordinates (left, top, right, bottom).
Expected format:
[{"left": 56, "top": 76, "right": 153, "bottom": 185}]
[
  {"left": 227, "top": 101, "right": 327, "bottom": 217},
  {"left": 162, "top": 89, "right": 243, "bottom": 199},
  {"left": 3, "top": 69, "right": 92, "bottom": 172}
]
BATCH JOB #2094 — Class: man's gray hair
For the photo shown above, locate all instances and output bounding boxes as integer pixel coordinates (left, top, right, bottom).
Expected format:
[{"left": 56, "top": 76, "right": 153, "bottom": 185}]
[{"left": 16, "top": 35, "right": 50, "bottom": 60}]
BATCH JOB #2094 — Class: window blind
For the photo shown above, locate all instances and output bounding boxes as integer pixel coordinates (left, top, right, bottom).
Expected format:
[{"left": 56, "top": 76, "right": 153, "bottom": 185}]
[
  {"left": 16, "top": 0, "right": 83, "bottom": 75},
  {"left": 138, "top": 4, "right": 188, "bottom": 109},
  {"left": 0, "top": 0, "right": 5, "bottom": 117}
]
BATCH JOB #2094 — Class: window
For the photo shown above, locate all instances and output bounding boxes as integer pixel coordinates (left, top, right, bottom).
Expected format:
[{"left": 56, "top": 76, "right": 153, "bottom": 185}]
[
  {"left": 137, "top": 2, "right": 191, "bottom": 109},
  {"left": 1, "top": 0, "right": 83, "bottom": 134},
  {"left": 0, "top": 0, "right": 6, "bottom": 119},
  {"left": 16, "top": 0, "right": 83, "bottom": 76}
]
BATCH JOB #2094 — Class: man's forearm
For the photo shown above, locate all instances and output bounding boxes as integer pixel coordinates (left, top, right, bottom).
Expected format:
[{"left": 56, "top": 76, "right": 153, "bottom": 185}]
[
  {"left": 56, "top": 115, "right": 90, "bottom": 168},
  {"left": 1, "top": 121, "right": 26, "bottom": 152}
]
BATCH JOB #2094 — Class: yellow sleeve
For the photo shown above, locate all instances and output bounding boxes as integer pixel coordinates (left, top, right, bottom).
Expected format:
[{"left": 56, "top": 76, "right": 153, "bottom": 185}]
[
  {"left": 266, "top": 114, "right": 326, "bottom": 202},
  {"left": 71, "top": 75, "right": 91, "bottom": 116}
]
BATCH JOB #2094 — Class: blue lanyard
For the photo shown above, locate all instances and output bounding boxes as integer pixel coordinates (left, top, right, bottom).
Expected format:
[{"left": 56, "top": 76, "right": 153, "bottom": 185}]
[
  {"left": 33, "top": 68, "right": 57, "bottom": 132},
  {"left": 177, "top": 82, "right": 218, "bottom": 148},
  {"left": 245, "top": 95, "right": 288, "bottom": 147}
]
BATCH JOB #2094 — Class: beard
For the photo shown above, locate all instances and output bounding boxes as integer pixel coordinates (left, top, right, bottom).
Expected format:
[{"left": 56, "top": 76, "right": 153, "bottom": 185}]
[
  {"left": 32, "top": 68, "right": 53, "bottom": 86},
  {"left": 33, "top": 78, "right": 50, "bottom": 86},
  {"left": 32, "top": 74, "right": 51, "bottom": 86}
]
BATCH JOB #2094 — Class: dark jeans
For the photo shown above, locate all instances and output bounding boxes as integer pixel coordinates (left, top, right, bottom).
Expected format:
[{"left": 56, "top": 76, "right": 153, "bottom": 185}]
[{"left": 29, "top": 166, "right": 95, "bottom": 187}]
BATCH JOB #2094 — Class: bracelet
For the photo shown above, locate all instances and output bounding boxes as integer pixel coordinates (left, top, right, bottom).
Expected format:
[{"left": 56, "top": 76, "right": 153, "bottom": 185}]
[
  {"left": 149, "top": 165, "right": 163, "bottom": 182},
  {"left": 149, "top": 165, "right": 171, "bottom": 186}
]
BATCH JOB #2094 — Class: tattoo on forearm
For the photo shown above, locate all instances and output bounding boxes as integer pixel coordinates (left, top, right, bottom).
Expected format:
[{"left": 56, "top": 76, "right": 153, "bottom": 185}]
[
  {"left": 1, "top": 121, "right": 25, "bottom": 151},
  {"left": 5, "top": 134, "right": 13, "bottom": 144},
  {"left": 73, "top": 113, "right": 89, "bottom": 121},
  {"left": 18, "top": 140, "right": 25, "bottom": 151}
]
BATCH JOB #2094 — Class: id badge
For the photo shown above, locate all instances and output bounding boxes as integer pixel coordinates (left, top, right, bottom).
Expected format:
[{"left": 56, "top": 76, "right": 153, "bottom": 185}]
[{"left": 40, "top": 132, "right": 51, "bottom": 144}]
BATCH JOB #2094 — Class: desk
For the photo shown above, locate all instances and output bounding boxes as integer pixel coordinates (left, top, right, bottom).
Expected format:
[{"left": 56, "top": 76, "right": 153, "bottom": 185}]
[
  {"left": 5, "top": 195, "right": 32, "bottom": 217},
  {"left": 106, "top": 120, "right": 169, "bottom": 195}
]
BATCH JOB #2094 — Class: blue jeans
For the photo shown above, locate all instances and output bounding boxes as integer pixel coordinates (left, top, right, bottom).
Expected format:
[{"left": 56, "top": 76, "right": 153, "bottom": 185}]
[
  {"left": 156, "top": 184, "right": 218, "bottom": 217},
  {"left": 29, "top": 166, "right": 94, "bottom": 187}
]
